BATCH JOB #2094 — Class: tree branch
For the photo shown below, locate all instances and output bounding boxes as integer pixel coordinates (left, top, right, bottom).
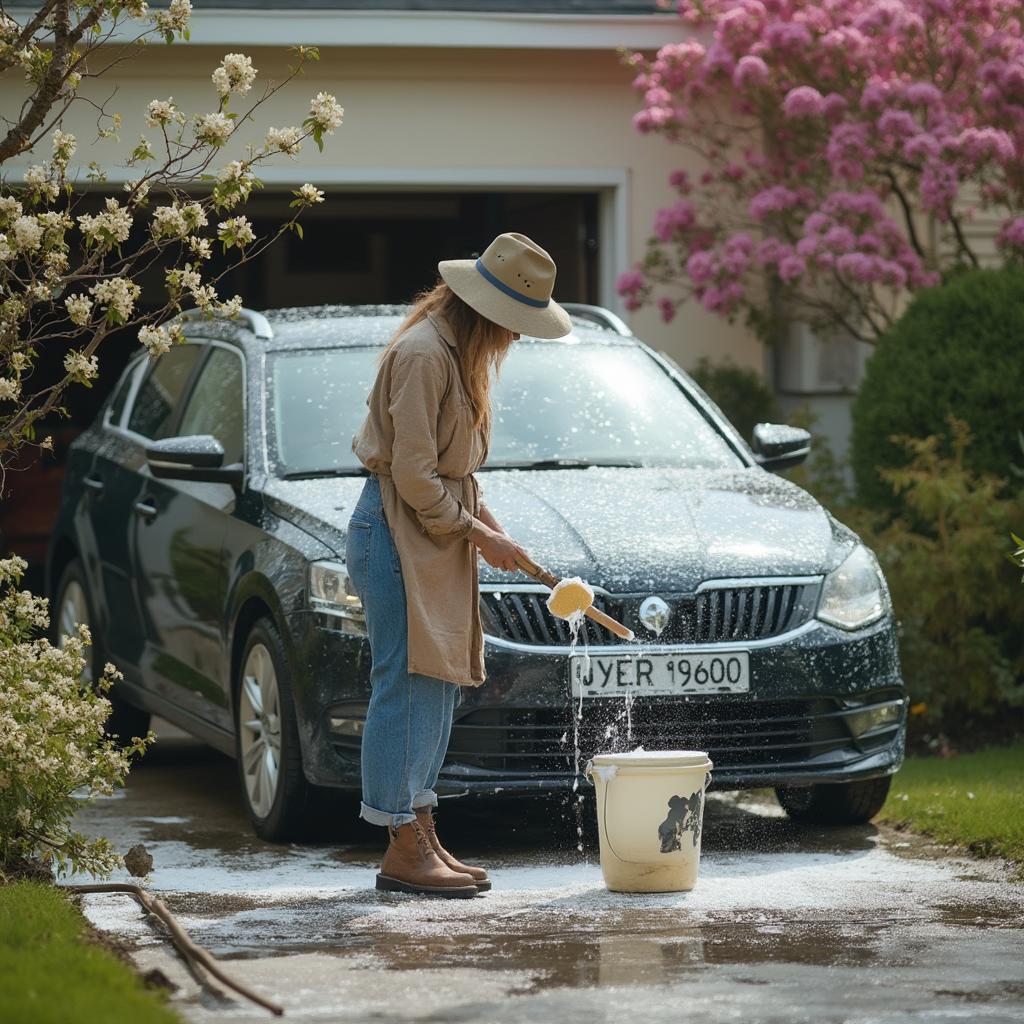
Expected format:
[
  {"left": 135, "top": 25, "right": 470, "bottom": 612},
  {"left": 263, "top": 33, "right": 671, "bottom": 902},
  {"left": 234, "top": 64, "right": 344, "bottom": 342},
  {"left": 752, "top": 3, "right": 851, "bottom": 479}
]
[
  {"left": 0, "top": 0, "right": 61, "bottom": 74},
  {"left": 883, "top": 169, "right": 927, "bottom": 260},
  {"left": 947, "top": 208, "right": 980, "bottom": 268},
  {"left": 0, "top": 2, "right": 104, "bottom": 162}
]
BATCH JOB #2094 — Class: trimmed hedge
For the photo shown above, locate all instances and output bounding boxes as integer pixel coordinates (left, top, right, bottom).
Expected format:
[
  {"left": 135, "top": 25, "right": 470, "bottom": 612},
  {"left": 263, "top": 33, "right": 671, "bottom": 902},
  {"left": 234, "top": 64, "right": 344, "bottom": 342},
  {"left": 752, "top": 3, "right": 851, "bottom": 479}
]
[{"left": 851, "top": 265, "right": 1024, "bottom": 509}]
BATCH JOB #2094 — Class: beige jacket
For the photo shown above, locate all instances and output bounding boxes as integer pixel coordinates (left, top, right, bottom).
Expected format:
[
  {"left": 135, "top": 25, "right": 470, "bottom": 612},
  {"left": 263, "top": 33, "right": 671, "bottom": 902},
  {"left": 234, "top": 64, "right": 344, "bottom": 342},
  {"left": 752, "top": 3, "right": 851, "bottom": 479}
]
[{"left": 351, "top": 313, "right": 489, "bottom": 686}]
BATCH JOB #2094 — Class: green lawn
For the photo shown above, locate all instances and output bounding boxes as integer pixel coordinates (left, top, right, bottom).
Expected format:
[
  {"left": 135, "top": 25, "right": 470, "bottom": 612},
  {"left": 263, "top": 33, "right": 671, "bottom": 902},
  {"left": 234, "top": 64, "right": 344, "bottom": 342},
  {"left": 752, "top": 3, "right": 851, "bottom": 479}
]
[
  {"left": 0, "top": 881, "right": 181, "bottom": 1024},
  {"left": 881, "top": 744, "right": 1024, "bottom": 866}
]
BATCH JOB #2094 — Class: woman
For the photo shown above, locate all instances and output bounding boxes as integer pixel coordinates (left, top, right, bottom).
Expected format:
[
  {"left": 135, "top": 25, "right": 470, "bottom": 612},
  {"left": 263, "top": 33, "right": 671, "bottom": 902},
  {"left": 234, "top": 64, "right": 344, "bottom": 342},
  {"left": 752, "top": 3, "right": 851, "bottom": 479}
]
[{"left": 347, "top": 232, "right": 572, "bottom": 897}]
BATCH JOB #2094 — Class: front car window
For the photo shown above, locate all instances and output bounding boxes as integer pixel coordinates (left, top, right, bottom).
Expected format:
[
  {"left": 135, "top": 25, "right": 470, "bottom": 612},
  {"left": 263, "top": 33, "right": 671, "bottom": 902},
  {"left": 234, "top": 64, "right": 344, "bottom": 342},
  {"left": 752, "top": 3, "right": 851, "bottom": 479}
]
[
  {"left": 487, "top": 345, "right": 739, "bottom": 470},
  {"left": 127, "top": 343, "right": 203, "bottom": 440},
  {"left": 267, "top": 342, "right": 742, "bottom": 477},
  {"left": 178, "top": 346, "right": 245, "bottom": 465}
]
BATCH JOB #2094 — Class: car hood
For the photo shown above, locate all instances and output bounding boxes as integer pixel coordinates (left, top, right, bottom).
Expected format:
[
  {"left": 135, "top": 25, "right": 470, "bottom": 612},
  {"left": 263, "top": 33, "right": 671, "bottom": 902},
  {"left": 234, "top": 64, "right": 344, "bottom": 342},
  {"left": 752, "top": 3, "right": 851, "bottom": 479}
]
[{"left": 262, "top": 467, "right": 848, "bottom": 592}]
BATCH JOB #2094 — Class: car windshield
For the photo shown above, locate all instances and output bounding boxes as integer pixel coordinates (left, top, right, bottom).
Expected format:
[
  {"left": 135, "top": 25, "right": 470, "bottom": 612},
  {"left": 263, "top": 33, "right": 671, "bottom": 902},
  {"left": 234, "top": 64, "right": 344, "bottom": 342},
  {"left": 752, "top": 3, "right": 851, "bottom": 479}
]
[{"left": 267, "top": 342, "right": 742, "bottom": 477}]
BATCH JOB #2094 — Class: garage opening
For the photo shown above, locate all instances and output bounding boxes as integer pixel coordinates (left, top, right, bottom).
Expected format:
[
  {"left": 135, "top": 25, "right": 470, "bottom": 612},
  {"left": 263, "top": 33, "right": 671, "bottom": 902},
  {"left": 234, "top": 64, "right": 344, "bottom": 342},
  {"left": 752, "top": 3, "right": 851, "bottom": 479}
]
[
  {"left": 0, "top": 188, "right": 603, "bottom": 582},
  {"left": 220, "top": 189, "right": 602, "bottom": 308}
]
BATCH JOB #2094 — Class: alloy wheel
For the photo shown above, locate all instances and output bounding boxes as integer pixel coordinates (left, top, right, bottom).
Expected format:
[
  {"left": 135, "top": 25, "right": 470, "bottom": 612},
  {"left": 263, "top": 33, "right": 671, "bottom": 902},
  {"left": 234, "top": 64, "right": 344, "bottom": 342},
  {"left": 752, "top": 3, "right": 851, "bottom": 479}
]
[
  {"left": 58, "top": 579, "right": 93, "bottom": 684},
  {"left": 238, "top": 642, "right": 282, "bottom": 818}
]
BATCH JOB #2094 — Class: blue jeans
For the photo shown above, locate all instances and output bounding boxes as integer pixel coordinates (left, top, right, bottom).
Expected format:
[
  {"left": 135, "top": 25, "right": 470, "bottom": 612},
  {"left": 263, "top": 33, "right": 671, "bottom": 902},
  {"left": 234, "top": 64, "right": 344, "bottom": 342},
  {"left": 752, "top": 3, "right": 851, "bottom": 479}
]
[{"left": 345, "top": 475, "right": 462, "bottom": 828}]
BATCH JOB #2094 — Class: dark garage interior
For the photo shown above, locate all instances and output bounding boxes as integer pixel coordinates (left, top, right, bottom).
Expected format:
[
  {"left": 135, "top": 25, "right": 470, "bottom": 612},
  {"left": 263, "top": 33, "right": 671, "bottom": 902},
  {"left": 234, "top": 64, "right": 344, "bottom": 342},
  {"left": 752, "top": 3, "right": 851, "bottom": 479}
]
[{"left": 0, "top": 188, "right": 602, "bottom": 589}]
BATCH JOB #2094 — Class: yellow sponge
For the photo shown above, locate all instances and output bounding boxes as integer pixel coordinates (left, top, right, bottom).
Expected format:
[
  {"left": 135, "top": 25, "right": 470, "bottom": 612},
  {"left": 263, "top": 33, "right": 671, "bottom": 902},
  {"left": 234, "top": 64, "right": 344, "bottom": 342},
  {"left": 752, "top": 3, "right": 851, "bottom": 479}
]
[{"left": 546, "top": 577, "right": 595, "bottom": 620}]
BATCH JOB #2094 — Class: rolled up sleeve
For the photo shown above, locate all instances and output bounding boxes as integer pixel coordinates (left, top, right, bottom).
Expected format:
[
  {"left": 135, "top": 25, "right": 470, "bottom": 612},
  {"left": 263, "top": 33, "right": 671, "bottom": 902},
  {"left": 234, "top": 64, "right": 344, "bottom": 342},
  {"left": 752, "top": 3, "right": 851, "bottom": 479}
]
[{"left": 388, "top": 350, "right": 475, "bottom": 538}]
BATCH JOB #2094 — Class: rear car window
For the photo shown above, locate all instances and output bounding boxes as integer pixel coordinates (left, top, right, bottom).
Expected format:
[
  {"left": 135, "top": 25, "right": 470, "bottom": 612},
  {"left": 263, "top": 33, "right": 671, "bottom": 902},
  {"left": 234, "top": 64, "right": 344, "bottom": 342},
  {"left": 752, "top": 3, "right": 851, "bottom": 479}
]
[
  {"left": 106, "top": 359, "right": 142, "bottom": 428},
  {"left": 127, "top": 343, "right": 203, "bottom": 440},
  {"left": 177, "top": 346, "right": 245, "bottom": 465}
]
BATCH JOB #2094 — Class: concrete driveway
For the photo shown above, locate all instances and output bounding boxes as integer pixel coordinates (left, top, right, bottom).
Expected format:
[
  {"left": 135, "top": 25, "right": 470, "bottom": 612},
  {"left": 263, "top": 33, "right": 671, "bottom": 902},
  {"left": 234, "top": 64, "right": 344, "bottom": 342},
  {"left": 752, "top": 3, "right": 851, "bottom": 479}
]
[{"left": 69, "top": 721, "right": 1024, "bottom": 1024}]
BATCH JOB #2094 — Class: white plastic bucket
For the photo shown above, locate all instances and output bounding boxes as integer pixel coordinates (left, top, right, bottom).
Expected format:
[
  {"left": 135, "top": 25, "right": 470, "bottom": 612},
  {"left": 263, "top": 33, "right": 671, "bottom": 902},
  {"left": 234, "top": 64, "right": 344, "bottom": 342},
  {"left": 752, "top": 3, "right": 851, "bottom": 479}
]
[{"left": 586, "top": 750, "right": 713, "bottom": 893}]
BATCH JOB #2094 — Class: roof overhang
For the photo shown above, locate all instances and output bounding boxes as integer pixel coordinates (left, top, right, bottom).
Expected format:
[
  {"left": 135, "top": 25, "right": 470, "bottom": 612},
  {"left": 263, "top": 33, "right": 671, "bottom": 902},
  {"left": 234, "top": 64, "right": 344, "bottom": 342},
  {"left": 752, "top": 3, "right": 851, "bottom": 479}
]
[{"left": 7, "top": 6, "right": 682, "bottom": 49}]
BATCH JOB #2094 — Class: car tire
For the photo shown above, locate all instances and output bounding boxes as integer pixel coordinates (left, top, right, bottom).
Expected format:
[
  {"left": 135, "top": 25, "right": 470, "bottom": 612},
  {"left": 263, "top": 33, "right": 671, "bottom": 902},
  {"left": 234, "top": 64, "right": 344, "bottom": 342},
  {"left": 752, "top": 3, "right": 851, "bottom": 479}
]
[
  {"left": 234, "top": 617, "right": 318, "bottom": 842},
  {"left": 775, "top": 776, "right": 892, "bottom": 825},
  {"left": 53, "top": 558, "right": 151, "bottom": 745}
]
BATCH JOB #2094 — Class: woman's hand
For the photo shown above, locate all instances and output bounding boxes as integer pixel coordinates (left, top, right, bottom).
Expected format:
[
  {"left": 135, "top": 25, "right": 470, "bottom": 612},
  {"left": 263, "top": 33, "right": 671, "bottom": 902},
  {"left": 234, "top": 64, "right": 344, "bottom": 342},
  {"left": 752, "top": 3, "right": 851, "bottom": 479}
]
[{"left": 470, "top": 521, "right": 529, "bottom": 572}]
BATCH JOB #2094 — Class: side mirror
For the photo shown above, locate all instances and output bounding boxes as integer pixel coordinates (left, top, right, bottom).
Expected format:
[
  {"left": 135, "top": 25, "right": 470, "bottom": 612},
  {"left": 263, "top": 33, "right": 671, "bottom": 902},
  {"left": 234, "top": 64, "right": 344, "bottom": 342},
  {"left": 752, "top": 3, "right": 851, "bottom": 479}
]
[
  {"left": 146, "top": 434, "right": 244, "bottom": 490},
  {"left": 751, "top": 423, "right": 811, "bottom": 472}
]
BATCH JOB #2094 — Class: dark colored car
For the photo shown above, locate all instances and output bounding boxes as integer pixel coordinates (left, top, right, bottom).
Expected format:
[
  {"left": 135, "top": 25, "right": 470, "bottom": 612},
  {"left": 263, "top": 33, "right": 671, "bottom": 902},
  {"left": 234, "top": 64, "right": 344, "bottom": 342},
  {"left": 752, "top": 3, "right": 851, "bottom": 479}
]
[{"left": 47, "top": 304, "right": 905, "bottom": 840}]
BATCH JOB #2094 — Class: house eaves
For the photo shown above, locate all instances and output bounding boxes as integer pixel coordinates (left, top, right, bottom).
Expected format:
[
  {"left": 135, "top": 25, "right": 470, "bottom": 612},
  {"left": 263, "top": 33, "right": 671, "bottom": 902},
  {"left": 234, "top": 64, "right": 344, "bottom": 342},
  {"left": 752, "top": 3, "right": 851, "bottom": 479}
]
[{"left": 150, "top": 1, "right": 681, "bottom": 49}]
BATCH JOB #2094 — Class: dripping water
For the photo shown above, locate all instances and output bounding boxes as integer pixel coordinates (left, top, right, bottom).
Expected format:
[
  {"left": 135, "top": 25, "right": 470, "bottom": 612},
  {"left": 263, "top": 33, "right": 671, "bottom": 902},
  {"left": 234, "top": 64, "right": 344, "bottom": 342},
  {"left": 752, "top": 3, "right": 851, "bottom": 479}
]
[{"left": 565, "top": 607, "right": 589, "bottom": 855}]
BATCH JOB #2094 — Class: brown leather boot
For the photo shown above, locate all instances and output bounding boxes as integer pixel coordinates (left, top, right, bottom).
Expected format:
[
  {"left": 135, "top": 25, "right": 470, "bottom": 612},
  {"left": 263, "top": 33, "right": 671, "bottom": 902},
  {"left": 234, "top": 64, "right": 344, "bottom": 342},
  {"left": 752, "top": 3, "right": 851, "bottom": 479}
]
[
  {"left": 416, "top": 808, "right": 492, "bottom": 892},
  {"left": 376, "top": 821, "right": 479, "bottom": 897}
]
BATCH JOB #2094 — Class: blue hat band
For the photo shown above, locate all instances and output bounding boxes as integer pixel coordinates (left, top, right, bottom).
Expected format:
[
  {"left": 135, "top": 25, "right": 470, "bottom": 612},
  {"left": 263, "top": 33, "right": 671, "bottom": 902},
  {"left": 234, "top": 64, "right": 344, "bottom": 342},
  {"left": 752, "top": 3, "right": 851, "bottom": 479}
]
[{"left": 475, "top": 259, "right": 550, "bottom": 309}]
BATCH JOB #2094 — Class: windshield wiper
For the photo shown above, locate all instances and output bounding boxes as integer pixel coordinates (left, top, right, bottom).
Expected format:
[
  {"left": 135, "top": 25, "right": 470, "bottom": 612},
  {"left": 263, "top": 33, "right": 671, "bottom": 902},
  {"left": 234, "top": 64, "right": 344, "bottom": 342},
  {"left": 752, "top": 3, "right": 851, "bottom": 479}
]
[
  {"left": 479, "top": 458, "right": 645, "bottom": 471},
  {"left": 280, "top": 468, "right": 367, "bottom": 480}
]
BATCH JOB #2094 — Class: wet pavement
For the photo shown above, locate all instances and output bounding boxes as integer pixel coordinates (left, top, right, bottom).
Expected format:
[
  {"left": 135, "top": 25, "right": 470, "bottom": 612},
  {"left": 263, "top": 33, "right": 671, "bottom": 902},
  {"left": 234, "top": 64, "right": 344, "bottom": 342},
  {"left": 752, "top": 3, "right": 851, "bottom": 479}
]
[{"left": 68, "top": 720, "right": 1024, "bottom": 1023}]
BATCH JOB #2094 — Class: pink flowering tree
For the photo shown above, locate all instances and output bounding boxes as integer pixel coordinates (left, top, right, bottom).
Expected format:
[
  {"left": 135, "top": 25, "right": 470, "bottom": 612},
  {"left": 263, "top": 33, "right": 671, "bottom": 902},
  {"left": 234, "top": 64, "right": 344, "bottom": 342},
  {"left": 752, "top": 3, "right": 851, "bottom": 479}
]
[{"left": 619, "top": 0, "right": 1024, "bottom": 342}]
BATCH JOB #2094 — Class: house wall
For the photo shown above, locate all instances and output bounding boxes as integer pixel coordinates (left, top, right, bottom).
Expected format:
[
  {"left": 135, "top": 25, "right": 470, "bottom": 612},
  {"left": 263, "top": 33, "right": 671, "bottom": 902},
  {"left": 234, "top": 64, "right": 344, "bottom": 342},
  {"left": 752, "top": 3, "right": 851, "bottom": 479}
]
[{"left": 4, "top": 42, "right": 763, "bottom": 374}]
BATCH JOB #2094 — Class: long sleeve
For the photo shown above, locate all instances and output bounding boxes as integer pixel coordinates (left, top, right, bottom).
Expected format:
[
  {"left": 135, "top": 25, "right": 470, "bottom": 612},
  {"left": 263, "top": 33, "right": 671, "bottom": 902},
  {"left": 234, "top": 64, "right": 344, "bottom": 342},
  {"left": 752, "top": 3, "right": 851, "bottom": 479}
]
[{"left": 387, "top": 349, "right": 475, "bottom": 538}]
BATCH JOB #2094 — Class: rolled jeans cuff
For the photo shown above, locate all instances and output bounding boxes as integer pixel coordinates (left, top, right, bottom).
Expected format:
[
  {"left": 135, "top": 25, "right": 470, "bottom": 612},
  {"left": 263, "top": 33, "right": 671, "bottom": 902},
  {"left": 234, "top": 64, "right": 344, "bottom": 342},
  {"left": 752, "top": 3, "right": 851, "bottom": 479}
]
[
  {"left": 412, "top": 789, "right": 439, "bottom": 810},
  {"left": 359, "top": 801, "right": 416, "bottom": 828}
]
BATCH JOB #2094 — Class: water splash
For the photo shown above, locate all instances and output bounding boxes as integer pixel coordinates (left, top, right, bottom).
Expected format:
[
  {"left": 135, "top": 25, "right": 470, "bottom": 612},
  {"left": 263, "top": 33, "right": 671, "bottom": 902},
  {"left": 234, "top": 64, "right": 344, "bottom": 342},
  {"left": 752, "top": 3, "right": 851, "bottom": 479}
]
[{"left": 565, "top": 607, "right": 589, "bottom": 854}]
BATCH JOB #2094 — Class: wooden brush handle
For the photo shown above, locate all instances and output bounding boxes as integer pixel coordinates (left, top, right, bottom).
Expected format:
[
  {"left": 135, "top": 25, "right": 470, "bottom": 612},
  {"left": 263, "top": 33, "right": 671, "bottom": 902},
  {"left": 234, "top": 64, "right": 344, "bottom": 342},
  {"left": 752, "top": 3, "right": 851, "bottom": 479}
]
[
  {"left": 513, "top": 552, "right": 558, "bottom": 589},
  {"left": 583, "top": 605, "right": 634, "bottom": 642},
  {"left": 512, "top": 553, "right": 634, "bottom": 642}
]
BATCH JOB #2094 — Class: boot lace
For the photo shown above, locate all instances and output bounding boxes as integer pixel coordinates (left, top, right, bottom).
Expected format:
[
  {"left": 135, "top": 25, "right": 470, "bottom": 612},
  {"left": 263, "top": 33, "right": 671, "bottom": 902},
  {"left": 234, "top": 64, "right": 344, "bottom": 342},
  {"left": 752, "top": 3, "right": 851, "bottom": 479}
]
[{"left": 411, "top": 821, "right": 434, "bottom": 854}]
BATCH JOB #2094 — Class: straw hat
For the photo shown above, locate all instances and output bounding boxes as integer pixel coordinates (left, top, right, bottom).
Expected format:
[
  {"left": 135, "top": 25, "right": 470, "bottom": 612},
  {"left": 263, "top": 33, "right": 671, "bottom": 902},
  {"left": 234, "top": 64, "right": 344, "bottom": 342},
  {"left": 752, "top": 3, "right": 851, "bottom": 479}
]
[{"left": 438, "top": 232, "right": 573, "bottom": 339}]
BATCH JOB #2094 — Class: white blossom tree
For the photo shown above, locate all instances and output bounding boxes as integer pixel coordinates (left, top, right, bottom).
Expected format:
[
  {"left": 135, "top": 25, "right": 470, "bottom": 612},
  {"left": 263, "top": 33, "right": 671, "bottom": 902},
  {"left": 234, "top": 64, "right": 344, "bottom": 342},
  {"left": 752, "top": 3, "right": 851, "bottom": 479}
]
[{"left": 0, "top": 0, "right": 343, "bottom": 469}]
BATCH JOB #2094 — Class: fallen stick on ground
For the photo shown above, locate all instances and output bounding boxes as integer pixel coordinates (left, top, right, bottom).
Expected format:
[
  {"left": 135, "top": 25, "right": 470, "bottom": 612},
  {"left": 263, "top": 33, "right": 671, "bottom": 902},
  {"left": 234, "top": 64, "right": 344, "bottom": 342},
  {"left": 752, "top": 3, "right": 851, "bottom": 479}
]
[{"left": 68, "top": 882, "right": 284, "bottom": 1017}]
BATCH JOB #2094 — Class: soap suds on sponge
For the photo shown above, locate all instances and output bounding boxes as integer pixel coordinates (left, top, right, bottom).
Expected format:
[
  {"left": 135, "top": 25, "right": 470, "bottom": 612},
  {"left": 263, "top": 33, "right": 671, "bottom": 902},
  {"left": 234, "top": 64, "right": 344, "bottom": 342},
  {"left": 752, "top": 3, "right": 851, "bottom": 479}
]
[{"left": 546, "top": 577, "right": 595, "bottom": 620}]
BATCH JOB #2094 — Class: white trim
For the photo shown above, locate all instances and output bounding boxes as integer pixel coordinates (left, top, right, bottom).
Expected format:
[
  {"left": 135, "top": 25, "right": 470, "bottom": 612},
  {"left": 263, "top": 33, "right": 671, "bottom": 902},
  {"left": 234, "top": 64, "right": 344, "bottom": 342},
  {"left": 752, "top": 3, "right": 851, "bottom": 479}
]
[
  {"left": 6, "top": 6, "right": 682, "bottom": 48},
  {"left": 484, "top": 619, "right": 821, "bottom": 656},
  {"left": 184, "top": 9, "right": 679, "bottom": 49},
  {"left": 600, "top": 176, "right": 630, "bottom": 315},
  {"left": 246, "top": 164, "right": 631, "bottom": 189}
]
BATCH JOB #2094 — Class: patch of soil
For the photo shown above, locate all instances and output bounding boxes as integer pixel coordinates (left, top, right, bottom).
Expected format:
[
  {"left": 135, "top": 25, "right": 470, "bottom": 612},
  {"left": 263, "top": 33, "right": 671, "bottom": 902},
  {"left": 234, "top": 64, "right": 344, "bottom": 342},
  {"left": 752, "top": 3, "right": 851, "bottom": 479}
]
[{"left": 1, "top": 857, "right": 54, "bottom": 883}]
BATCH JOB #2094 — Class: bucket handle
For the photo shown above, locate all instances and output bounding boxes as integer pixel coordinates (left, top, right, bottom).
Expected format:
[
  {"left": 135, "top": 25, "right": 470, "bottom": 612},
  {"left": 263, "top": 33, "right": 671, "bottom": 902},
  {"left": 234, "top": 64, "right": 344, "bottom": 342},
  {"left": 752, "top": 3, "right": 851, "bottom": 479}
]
[{"left": 589, "top": 765, "right": 713, "bottom": 865}]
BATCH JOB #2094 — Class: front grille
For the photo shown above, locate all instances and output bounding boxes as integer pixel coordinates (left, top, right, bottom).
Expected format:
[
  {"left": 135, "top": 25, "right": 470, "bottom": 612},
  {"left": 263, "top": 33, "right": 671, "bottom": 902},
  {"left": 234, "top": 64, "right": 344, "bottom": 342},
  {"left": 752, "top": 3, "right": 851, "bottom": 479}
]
[
  {"left": 693, "top": 582, "right": 817, "bottom": 643},
  {"left": 480, "top": 580, "right": 820, "bottom": 647},
  {"left": 480, "top": 591, "right": 621, "bottom": 646},
  {"left": 445, "top": 698, "right": 856, "bottom": 775}
]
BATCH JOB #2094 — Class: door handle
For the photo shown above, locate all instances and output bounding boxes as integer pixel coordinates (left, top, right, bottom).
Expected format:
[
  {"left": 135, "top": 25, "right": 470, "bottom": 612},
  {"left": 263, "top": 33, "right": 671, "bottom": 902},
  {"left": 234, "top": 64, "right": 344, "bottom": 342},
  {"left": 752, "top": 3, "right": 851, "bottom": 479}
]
[
  {"left": 83, "top": 475, "right": 104, "bottom": 493},
  {"left": 133, "top": 499, "right": 158, "bottom": 521}
]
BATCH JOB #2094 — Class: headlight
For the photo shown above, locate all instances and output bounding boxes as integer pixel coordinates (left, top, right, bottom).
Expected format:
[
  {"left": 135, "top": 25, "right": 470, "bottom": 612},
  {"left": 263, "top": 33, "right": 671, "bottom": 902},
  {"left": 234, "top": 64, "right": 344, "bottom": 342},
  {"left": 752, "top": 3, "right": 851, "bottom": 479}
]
[
  {"left": 309, "top": 560, "right": 365, "bottom": 632},
  {"left": 816, "top": 544, "right": 887, "bottom": 631}
]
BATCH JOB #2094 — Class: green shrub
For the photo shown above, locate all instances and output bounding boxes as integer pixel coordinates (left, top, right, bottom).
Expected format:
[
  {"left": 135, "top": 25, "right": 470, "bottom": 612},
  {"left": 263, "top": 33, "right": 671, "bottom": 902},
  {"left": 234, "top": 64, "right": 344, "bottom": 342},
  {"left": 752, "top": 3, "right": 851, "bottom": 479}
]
[
  {"left": 851, "top": 266, "right": 1024, "bottom": 509},
  {"left": 854, "top": 419, "right": 1024, "bottom": 727},
  {"left": 782, "top": 405, "right": 854, "bottom": 511},
  {"left": 689, "top": 356, "right": 780, "bottom": 443}
]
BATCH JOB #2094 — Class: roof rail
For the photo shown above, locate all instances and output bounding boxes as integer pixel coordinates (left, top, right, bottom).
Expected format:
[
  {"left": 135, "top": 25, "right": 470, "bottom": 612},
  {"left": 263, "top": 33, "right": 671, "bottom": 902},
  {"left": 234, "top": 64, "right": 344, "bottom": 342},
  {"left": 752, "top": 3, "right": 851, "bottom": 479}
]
[
  {"left": 174, "top": 306, "right": 274, "bottom": 340},
  {"left": 561, "top": 303, "right": 633, "bottom": 337}
]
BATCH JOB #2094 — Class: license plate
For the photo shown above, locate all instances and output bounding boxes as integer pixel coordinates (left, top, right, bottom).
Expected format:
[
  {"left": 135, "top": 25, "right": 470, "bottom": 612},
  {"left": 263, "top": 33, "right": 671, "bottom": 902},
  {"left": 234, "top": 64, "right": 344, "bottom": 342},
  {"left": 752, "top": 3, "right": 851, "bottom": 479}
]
[{"left": 570, "top": 651, "right": 750, "bottom": 697}]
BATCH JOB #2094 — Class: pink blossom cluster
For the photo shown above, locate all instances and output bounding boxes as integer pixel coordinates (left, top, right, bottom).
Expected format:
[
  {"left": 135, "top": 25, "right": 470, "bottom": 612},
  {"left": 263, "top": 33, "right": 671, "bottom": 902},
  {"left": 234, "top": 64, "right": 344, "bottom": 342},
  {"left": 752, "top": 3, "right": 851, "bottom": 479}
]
[{"left": 621, "top": 1, "right": 1024, "bottom": 335}]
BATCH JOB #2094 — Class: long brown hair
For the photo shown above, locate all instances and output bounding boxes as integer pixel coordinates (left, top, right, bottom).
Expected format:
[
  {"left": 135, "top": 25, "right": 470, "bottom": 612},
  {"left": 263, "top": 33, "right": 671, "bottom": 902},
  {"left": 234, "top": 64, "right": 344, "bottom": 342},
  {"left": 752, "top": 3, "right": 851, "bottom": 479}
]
[{"left": 382, "top": 282, "right": 513, "bottom": 430}]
